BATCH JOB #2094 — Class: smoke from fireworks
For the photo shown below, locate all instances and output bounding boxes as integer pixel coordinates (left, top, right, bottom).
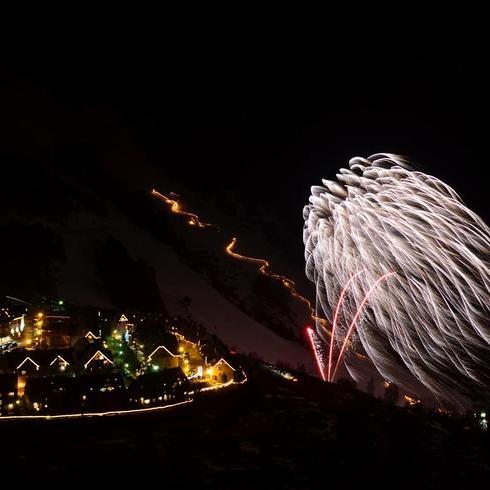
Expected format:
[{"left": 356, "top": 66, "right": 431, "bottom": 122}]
[{"left": 303, "top": 153, "right": 490, "bottom": 409}]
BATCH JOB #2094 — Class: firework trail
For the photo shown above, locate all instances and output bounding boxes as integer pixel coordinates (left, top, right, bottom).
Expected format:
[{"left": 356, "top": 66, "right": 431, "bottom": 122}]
[
  {"left": 306, "top": 327, "right": 326, "bottom": 380},
  {"left": 303, "top": 153, "right": 490, "bottom": 408}
]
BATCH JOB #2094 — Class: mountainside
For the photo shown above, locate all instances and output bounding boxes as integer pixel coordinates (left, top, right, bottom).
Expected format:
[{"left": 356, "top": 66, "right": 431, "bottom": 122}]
[
  {"left": 0, "top": 75, "right": 322, "bottom": 371},
  {"left": 0, "top": 158, "right": 315, "bottom": 371}
]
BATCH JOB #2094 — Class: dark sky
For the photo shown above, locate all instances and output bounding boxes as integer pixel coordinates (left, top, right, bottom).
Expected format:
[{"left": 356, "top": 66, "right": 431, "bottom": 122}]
[{"left": 4, "top": 41, "right": 489, "bottom": 238}]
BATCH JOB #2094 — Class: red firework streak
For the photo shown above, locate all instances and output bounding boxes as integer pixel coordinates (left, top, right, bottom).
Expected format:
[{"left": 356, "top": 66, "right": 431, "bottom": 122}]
[
  {"left": 306, "top": 327, "right": 326, "bottom": 381},
  {"left": 331, "top": 271, "right": 396, "bottom": 381},
  {"left": 327, "top": 269, "right": 366, "bottom": 382}
]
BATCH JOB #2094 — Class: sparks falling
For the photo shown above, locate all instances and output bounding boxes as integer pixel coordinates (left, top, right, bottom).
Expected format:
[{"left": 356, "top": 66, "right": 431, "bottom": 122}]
[
  {"left": 304, "top": 153, "right": 490, "bottom": 408},
  {"left": 306, "top": 327, "right": 326, "bottom": 380}
]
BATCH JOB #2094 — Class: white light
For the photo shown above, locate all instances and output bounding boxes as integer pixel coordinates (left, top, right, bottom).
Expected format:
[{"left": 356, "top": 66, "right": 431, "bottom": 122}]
[{"left": 304, "top": 153, "right": 490, "bottom": 407}]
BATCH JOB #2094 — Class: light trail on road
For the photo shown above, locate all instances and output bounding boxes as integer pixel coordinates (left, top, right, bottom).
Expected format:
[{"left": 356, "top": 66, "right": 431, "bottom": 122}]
[
  {"left": 225, "top": 238, "right": 328, "bottom": 329},
  {"left": 151, "top": 189, "right": 215, "bottom": 228},
  {"left": 151, "top": 189, "right": 329, "bottom": 339},
  {"left": 0, "top": 399, "right": 194, "bottom": 421}
]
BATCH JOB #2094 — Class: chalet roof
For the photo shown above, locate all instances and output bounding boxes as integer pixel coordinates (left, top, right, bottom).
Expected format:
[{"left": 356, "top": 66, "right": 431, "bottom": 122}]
[
  {"left": 16, "top": 356, "right": 40, "bottom": 371},
  {"left": 1, "top": 347, "right": 109, "bottom": 374},
  {"left": 82, "top": 348, "right": 114, "bottom": 369},
  {"left": 74, "top": 333, "right": 103, "bottom": 353},
  {"left": 49, "top": 354, "right": 71, "bottom": 366},
  {"left": 18, "top": 349, "right": 75, "bottom": 368},
  {"left": 213, "top": 357, "right": 236, "bottom": 371},
  {"left": 36, "top": 349, "right": 75, "bottom": 365},
  {"left": 147, "top": 345, "right": 179, "bottom": 361},
  {"left": 0, "top": 349, "right": 29, "bottom": 372}
]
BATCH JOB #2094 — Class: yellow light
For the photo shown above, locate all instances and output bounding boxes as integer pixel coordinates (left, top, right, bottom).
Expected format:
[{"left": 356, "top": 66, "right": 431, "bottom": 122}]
[
  {"left": 178, "top": 346, "right": 184, "bottom": 353},
  {"left": 37, "top": 312, "right": 43, "bottom": 319},
  {"left": 0, "top": 399, "right": 194, "bottom": 420},
  {"left": 206, "top": 368, "right": 213, "bottom": 376}
]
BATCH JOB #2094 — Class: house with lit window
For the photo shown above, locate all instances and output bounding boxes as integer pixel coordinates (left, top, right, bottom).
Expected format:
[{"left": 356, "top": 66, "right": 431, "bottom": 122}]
[
  {"left": 16, "top": 356, "right": 41, "bottom": 375},
  {"left": 146, "top": 345, "right": 181, "bottom": 371},
  {"left": 209, "top": 358, "right": 235, "bottom": 384},
  {"left": 83, "top": 330, "right": 101, "bottom": 343},
  {"left": 82, "top": 348, "right": 114, "bottom": 373},
  {"left": 48, "top": 352, "right": 73, "bottom": 374},
  {"left": 2, "top": 349, "right": 75, "bottom": 377},
  {"left": 111, "top": 313, "right": 134, "bottom": 342}
]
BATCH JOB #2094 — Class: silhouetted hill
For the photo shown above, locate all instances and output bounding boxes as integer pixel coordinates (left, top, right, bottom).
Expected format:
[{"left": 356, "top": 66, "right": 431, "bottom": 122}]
[{"left": 2, "top": 359, "right": 488, "bottom": 488}]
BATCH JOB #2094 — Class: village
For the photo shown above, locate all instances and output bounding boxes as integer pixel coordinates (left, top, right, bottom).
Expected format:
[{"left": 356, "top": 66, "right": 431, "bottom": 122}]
[{"left": 0, "top": 297, "right": 244, "bottom": 417}]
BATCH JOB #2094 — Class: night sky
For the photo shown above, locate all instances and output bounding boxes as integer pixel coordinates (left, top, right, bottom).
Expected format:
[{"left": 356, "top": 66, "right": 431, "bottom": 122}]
[{"left": 3, "top": 41, "right": 488, "bottom": 251}]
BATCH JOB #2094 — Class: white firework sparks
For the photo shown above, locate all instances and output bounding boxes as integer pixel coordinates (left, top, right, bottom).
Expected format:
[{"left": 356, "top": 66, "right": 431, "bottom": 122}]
[{"left": 303, "top": 153, "right": 490, "bottom": 409}]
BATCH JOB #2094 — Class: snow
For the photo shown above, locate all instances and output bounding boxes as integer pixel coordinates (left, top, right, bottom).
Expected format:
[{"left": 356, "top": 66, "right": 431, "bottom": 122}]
[{"left": 54, "top": 208, "right": 314, "bottom": 372}]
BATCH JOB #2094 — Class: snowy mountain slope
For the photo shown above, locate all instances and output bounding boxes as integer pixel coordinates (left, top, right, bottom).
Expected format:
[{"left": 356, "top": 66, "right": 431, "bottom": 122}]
[{"left": 52, "top": 207, "right": 314, "bottom": 370}]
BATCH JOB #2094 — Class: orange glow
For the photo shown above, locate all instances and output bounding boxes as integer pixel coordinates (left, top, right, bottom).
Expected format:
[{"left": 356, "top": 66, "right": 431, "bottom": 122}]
[
  {"left": 404, "top": 395, "right": 421, "bottom": 406},
  {"left": 17, "top": 378, "right": 26, "bottom": 397},
  {"left": 151, "top": 190, "right": 214, "bottom": 228},
  {"left": 0, "top": 399, "right": 194, "bottom": 421},
  {"left": 152, "top": 188, "right": 327, "bottom": 330},
  {"left": 225, "top": 237, "right": 328, "bottom": 329},
  {"left": 0, "top": 373, "right": 249, "bottom": 421}
]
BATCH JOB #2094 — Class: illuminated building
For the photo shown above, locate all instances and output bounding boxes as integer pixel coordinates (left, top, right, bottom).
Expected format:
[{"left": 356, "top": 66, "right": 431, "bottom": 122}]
[
  {"left": 84, "top": 330, "right": 101, "bottom": 343},
  {"left": 111, "top": 313, "right": 134, "bottom": 341},
  {"left": 83, "top": 349, "right": 114, "bottom": 372},
  {"left": 146, "top": 345, "right": 181, "bottom": 371},
  {"left": 208, "top": 358, "right": 235, "bottom": 384}
]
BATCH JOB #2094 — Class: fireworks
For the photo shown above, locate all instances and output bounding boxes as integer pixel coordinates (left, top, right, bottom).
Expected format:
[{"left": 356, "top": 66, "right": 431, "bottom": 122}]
[{"left": 303, "top": 153, "right": 490, "bottom": 408}]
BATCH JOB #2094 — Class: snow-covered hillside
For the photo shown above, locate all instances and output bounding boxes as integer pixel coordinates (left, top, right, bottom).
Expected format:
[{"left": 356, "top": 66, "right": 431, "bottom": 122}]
[{"left": 53, "top": 206, "right": 314, "bottom": 370}]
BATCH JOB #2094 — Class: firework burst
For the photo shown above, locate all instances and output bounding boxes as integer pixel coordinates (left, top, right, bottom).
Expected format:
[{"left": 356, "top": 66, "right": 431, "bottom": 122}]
[{"left": 303, "top": 153, "right": 490, "bottom": 408}]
